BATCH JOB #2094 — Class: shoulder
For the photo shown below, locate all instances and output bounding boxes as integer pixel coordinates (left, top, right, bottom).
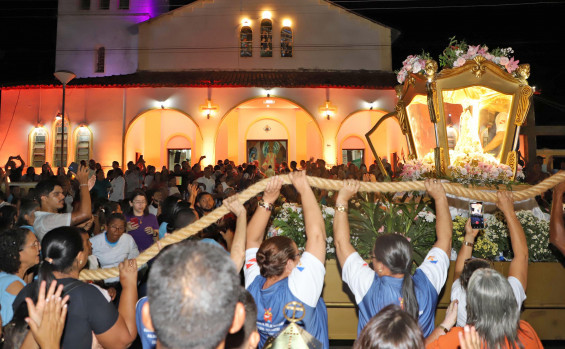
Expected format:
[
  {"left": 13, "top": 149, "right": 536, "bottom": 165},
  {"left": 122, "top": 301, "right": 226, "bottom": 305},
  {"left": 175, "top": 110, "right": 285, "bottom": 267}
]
[
  {"left": 425, "top": 327, "right": 463, "bottom": 349},
  {"left": 90, "top": 234, "right": 105, "bottom": 243}
]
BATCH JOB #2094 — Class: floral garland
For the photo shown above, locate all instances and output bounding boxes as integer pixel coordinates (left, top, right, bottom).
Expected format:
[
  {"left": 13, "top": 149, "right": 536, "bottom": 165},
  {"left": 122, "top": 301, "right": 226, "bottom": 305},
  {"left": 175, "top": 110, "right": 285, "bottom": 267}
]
[
  {"left": 400, "top": 149, "right": 524, "bottom": 186},
  {"left": 396, "top": 37, "right": 521, "bottom": 83}
]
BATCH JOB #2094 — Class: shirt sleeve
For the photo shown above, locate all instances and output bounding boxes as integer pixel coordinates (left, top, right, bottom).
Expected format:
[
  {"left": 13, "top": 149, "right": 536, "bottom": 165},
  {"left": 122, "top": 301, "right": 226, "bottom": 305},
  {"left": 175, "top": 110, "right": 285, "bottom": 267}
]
[
  {"left": 85, "top": 284, "right": 120, "bottom": 334},
  {"left": 341, "top": 252, "right": 375, "bottom": 304},
  {"left": 417, "top": 247, "right": 449, "bottom": 294},
  {"left": 288, "top": 252, "right": 326, "bottom": 308},
  {"left": 508, "top": 276, "right": 526, "bottom": 308},
  {"left": 450, "top": 279, "right": 462, "bottom": 302},
  {"left": 244, "top": 248, "right": 260, "bottom": 289}
]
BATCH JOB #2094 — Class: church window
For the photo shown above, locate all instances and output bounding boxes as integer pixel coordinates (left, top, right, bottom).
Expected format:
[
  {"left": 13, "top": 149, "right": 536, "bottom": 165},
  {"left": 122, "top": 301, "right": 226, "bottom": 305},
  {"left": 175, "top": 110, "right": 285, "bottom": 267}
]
[
  {"left": 75, "top": 127, "right": 92, "bottom": 163},
  {"left": 260, "top": 19, "right": 273, "bottom": 57},
  {"left": 240, "top": 26, "right": 252, "bottom": 57},
  {"left": 30, "top": 128, "right": 48, "bottom": 168},
  {"left": 53, "top": 118, "right": 69, "bottom": 168},
  {"left": 281, "top": 26, "right": 293, "bottom": 57},
  {"left": 96, "top": 47, "right": 105, "bottom": 73},
  {"left": 80, "top": 0, "right": 90, "bottom": 10},
  {"left": 99, "top": 0, "right": 110, "bottom": 10},
  {"left": 119, "top": 0, "right": 129, "bottom": 9}
]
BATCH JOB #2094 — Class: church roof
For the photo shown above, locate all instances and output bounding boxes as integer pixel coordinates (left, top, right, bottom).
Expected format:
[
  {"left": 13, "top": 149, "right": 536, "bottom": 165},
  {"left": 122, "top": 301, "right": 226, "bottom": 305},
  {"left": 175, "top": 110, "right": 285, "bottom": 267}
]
[{"left": 1, "top": 70, "right": 397, "bottom": 90}]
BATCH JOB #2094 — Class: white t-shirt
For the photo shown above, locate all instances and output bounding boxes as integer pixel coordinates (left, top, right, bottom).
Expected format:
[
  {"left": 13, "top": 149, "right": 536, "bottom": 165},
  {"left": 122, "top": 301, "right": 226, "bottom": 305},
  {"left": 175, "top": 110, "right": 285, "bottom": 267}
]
[
  {"left": 33, "top": 211, "right": 72, "bottom": 241},
  {"left": 196, "top": 176, "right": 216, "bottom": 194},
  {"left": 451, "top": 275, "right": 526, "bottom": 327},
  {"left": 90, "top": 232, "right": 139, "bottom": 283},
  {"left": 109, "top": 177, "right": 125, "bottom": 202}
]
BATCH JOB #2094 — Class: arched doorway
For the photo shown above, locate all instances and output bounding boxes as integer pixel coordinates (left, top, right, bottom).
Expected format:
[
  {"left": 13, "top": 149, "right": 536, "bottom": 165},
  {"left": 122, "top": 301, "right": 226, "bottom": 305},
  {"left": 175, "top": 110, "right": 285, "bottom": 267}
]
[
  {"left": 215, "top": 97, "right": 323, "bottom": 165},
  {"left": 124, "top": 109, "right": 202, "bottom": 169}
]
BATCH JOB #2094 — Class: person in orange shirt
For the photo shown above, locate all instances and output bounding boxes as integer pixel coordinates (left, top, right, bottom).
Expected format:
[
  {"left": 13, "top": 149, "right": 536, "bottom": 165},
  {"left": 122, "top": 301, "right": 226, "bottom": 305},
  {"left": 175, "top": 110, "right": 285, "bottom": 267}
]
[{"left": 426, "top": 268, "right": 542, "bottom": 349}]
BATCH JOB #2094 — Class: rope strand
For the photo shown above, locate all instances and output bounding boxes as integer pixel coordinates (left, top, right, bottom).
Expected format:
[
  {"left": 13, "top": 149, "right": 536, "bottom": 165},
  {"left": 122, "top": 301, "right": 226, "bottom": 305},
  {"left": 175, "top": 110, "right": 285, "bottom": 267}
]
[{"left": 79, "top": 171, "right": 565, "bottom": 280}]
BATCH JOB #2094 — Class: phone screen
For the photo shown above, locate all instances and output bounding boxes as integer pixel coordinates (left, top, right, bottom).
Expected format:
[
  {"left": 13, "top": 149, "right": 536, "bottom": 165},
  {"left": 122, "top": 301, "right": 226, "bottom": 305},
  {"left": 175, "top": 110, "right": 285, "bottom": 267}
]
[
  {"left": 176, "top": 176, "right": 182, "bottom": 186},
  {"left": 470, "top": 202, "right": 484, "bottom": 229},
  {"left": 68, "top": 162, "right": 79, "bottom": 174}
]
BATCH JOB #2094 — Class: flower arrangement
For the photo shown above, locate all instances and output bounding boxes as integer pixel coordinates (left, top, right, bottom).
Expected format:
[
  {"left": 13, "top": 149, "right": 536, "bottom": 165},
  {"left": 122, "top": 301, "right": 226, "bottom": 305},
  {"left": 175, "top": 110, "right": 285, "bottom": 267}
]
[
  {"left": 395, "top": 51, "right": 432, "bottom": 84},
  {"left": 439, "top": 36, "right": 520, "bottom": 74},
  {"left": 399, "top": 149, "right": 524, "bottom": 186},
  {"left": 268, "top": 202, "right": 337, "bottom": 259}
]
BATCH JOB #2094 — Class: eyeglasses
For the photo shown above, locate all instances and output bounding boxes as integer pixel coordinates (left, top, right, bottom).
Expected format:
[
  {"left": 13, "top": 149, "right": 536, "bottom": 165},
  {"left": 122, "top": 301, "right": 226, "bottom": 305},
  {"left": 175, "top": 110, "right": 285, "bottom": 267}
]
[
  {"left": 109, "top": 225, "right": 125, "bottom": 232},
  {"left": 20, "top": 241, "right": 40, "bottom": 251}
]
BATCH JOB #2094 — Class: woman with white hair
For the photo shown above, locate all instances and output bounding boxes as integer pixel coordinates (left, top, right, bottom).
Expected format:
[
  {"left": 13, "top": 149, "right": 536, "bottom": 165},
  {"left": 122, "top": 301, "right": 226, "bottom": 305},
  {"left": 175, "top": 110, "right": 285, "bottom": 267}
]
[{"left": 426, "top": 268, "right": 542, "bottom": 348}]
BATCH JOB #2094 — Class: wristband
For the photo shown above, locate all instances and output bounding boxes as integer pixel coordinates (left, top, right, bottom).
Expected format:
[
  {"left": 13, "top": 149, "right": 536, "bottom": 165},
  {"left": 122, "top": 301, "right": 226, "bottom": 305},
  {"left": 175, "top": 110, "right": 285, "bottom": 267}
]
[
  {"left": 463, "top": 240, "right": 474, "bottom": 248},
  {"left": 438, "top": 324, "right": 450, "bottom": 334},
  {"left": 258, "top": 200, "right": 274, "bottom": 211}
]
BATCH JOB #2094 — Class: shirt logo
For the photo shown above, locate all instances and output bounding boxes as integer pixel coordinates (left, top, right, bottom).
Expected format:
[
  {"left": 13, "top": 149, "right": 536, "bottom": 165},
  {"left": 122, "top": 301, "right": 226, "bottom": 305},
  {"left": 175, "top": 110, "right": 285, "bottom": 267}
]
[
  {"left": 246, "top": 258, "right": 257, "bottom": 269},
  {"left": 263, "top": 308, "right": 273, "bottom": 323},
  {"left": 427, "top": 256, "right": 438, "bottom": 264},
  {"left": 296, "top": 262, "right": 304, "bottom": 272}
]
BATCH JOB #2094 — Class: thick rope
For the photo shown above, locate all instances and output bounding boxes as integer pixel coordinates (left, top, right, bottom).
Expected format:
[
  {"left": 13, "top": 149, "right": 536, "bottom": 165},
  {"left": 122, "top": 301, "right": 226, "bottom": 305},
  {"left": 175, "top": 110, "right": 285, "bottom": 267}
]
[{"left": 79, "top": 171, "right": 565, "bottom": 280}]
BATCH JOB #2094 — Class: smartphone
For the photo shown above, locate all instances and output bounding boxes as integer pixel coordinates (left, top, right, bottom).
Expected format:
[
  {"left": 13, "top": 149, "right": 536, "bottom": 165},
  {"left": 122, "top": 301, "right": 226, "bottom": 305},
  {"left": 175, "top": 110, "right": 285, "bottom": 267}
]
[
  {"left": 175, "top": 176, "right": 182, "bottom": 186},
  {"left": 130, "top": 217, "right": 139, "bottom": 226},
  {"left": 68, "top": 162, "right": 79, "bottom": 174},
  {"left": 469, "top": 202, "right": 484, "bottom": 229}
]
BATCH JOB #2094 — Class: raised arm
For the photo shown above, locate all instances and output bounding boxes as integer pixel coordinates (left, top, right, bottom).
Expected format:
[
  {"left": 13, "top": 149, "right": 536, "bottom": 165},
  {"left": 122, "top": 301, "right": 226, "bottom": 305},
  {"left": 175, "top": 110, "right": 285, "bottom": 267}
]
[
  {"left": 550, "top": 181, "right": 565, "bottom": 255},
  {"left": 70, "top": 165, "right": 92, "bottom": 226},
  {"left": 425, "top": 179, "right": 452, "bottom": 255},
  {"left": 333, "top": 180, "right": 360, "bottom": 267},
  {"left": 246, "top": 176, "right": 282, "bottom": 249},
  {"left": 289, "top": 171, "right": 326, "bottom": 263},
  {"left": 497, "top": 191, "right": 528, "bottom": 290},
  {"left": 223, "top": 194, "right": 247, "bottom": 272},
  {"left": 16, "top": 155, "right": 25, "bottom": 169},
  {"left": 454, "top": 219, "right": 480, "bottom": 280}
]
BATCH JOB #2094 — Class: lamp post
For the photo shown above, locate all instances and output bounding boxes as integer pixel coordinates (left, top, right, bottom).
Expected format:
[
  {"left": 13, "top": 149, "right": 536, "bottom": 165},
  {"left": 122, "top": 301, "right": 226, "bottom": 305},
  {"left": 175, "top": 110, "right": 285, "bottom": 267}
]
[{"left": 54, "top": 71, "right": 76, "bottom": 168}]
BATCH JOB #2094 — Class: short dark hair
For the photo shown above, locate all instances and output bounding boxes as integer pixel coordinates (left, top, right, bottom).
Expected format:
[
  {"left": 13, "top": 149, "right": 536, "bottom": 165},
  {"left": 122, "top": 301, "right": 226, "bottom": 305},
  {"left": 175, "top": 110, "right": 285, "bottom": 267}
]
[
  {"left": 225, "top": 287, "right": 257, "bottom": 349},
  {"left": 459, "top": 258, "right": 492, "bottom": 290},
  {"left": 16, "top": 199, "right": 39, "bottom": 226},
  {"left": 148, "top": 241, "right": 239, "bottom": 349},
  {"left": 34, "top": 179, "right": 61, "bottom": 202},
  {"left": 0, "top": 228, "right": 30, "bottom": 273},
  {"left": 353, "top": 305, "right": 424, "bottom": 349}
]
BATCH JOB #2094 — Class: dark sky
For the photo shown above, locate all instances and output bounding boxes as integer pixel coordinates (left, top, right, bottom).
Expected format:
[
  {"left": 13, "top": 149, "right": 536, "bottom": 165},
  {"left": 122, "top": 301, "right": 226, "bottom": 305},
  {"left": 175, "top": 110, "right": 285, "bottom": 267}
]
[{"left": 1, "top": 0, "right": 564, "bottom": 127}]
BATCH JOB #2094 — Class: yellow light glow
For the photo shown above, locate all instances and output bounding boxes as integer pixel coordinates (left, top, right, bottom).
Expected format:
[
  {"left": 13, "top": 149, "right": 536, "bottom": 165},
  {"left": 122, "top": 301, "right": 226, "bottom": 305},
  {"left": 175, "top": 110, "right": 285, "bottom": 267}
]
[
  {"left": 262, "top": 11, "right": 272, "bottom": 19},
  {"left": 282, "top": 19, "right": 292, "bottom": 27},
  {"left": 241, "top": 18, "right": 251, "bottom": 26}
]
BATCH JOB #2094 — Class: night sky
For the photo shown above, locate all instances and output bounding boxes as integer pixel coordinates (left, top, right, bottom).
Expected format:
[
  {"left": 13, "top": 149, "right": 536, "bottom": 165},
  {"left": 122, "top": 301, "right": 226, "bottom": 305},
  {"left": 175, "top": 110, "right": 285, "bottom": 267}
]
[{"left": 1, "top": 0, "right": 564, "bottom": 129}]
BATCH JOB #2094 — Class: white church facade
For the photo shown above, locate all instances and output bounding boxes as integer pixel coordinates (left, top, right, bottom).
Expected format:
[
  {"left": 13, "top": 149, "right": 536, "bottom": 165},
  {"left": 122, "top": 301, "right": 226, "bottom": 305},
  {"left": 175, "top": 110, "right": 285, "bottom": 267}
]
[{"left": 0, "top": 0, "right": 408, "bottom": 170}]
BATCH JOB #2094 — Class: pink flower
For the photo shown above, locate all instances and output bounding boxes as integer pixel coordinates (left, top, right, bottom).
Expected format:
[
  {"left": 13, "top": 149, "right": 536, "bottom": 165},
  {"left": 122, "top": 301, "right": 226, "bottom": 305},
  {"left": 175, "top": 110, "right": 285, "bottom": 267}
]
[
  {"left": 505, "top": 57, "right": 520, "bottom": 73},
  {"left": 454, "top": 57, "right": 466, "bottom": 67},
  {"left": 499, "top": 56, "right": 509, "bottom": 66},
  {"left": 467, "top": 45, "right": 480, "bottom": 56},
  {"left": 412, "top": 61, "right": 423, "bottom": 73},
  {"left": 378, "top": 226, "right": 385, "bottom": 233}
]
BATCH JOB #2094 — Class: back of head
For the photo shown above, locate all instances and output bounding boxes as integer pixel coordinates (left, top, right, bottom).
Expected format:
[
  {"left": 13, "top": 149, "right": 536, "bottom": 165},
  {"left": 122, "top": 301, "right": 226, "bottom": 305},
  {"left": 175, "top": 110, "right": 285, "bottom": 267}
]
[
  {"left": 34, "top": 178, "right": 61, "bottom": 202},
  {"left": 148, "top": 240, "right": 239, "bottom": 349},
  {"left": 169, "top": 208, "right": 197, "bottom": 232},
  {"left": 225, "top": 287, "right": 258, "bottom": 349},
  {"left": 256, "top": 236, "right": 297, "bottom": 278},
  {"left": 373, "top": 234, "right": 418, "bottom": 319},
  {"left": 353, "top": 305, "right": 424, "bottom": 349},
  {"left": 0, "top": 204, "right": 18, "bottom": 231},
  {"left": 459, "top": 258, "right": 492, "bottom": 290},
  {"left": 36, "top": 227, "right": 84, "bottom": 297},
  {"left": 0, "top": 228, "right": 29, "bottom": 273},
  {"left": 466, "top": 268, "right": 521, "bottom": 349},
  {"left": 17, "top": 198, "right": 40, "bottom": 226}
]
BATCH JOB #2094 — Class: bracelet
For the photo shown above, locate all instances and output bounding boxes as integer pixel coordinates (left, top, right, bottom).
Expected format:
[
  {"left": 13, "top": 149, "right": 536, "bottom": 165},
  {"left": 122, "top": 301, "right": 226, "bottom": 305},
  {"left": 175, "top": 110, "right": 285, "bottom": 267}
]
[
  {"left": 335, "top": 204, "right": 348, "bottom": 212},
  {"left": 258, "top": 200, "right": 274, "bottom": 211},
  {"left": 438, "top": 324, "right": 450, "bottom": 334},
  {"left": 463, "top": 240, "right": 474, "bottom": 248},
  {"left": 80, "top": 183, "right": 88, "bottom": 187}
]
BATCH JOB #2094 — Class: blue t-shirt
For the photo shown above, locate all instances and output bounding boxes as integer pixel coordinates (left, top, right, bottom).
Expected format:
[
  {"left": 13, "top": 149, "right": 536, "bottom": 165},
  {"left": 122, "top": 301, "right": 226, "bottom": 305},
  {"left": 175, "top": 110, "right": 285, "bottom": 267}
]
[
  {"left": 342, "top": 247, "right": 449, "bottom": 336},
  {"left": 0, "top": 272, "right": 26, "bottom": 326},
  {"left": 136, "top": 297, "right": 157, "bottom": 349},
  {"left": 244, "top": 249, "right": 329, "bottom": 349}
]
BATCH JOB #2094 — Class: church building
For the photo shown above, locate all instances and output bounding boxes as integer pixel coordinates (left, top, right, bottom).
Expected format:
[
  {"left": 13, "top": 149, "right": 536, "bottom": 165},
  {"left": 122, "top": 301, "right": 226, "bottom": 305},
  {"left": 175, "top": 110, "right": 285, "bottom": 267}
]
[{"left": 0, "top": 0, "right": 407, "bottom": 170}]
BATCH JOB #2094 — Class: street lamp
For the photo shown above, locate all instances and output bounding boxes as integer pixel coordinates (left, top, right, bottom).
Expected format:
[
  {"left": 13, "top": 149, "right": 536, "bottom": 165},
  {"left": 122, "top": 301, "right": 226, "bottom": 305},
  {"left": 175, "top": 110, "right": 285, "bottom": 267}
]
[{"left": 54, "top": 71, "right": 76, "bottom": 168}]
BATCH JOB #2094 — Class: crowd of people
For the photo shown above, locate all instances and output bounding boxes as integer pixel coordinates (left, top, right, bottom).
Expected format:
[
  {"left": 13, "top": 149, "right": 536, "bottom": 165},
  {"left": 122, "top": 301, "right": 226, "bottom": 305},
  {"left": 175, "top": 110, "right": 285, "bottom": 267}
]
[{"left": 0, "top": 153, "right": 564, "bottom": 349}]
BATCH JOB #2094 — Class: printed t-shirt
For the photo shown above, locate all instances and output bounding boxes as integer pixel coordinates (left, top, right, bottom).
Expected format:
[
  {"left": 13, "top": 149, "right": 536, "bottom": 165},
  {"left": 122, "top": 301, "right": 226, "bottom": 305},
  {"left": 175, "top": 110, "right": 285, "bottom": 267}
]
[
  {"left": 342, "top": 247, "right": 449, "bottom": 336},
  {"left": 136, "top": 297, "right": 157, "bottom": 349},
  {"left": 244, "top": 248, "right": 329, "bottom": 349}
]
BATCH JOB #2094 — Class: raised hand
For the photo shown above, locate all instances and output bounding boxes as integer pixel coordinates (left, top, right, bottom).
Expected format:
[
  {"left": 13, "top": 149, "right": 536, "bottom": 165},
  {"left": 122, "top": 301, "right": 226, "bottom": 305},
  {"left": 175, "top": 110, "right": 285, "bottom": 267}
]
[
  {"left": 262, "top": 176, "right": 283, "bottom": 204},
  {"left": 336, "top": 179, "right": 360, "bottom": 205},
  {"left": 223, "top": 194, "right": 246, "bottom": 217},
  {"left": 119, "top": 258, "right": 138, "bottom": 288},
  {"left": 424, "top": 178, "right": 446, "bottom": 201},
  {"left": 495, "top": 191, "right": 514, "bottom": 214},
  {"left": 288, "top": 170, "right": 310, "bottom": 194},
  {"left": 458, "top": 325, "right": 481, "bottom": 349}
]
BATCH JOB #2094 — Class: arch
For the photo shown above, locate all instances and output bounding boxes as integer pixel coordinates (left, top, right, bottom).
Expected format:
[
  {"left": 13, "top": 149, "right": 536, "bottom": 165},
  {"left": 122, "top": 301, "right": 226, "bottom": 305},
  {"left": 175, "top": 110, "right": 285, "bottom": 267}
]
[
  {"left": 281, "top": 26, "right": 293, "bottom": 57},
  {"left": 239, "top": 26, "right": 252, "bottom": 57},
  {"left": 28, "top": 126, "right": 49, "bottom": 168},
  {"left": 215, "top": 97, "right": 323, "bottom": 165},
  {"left": 74, "top": 125, "right": 93, "bottom": 163},
  {"left": 260, "top": 19, "right": 273, "bottom": 57},
  {"left": 124, "top": 108, "right": 203, "bottom": 169},
  {"left": 339, "top": 134, "right": 369, "bottom": 168}
]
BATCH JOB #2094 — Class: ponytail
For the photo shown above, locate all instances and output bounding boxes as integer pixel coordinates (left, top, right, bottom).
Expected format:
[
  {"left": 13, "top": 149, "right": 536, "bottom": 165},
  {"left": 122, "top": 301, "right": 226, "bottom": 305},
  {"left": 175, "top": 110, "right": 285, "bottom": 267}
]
[{"left": 373, "top": 234, "right": 419, "bottom": 320}]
